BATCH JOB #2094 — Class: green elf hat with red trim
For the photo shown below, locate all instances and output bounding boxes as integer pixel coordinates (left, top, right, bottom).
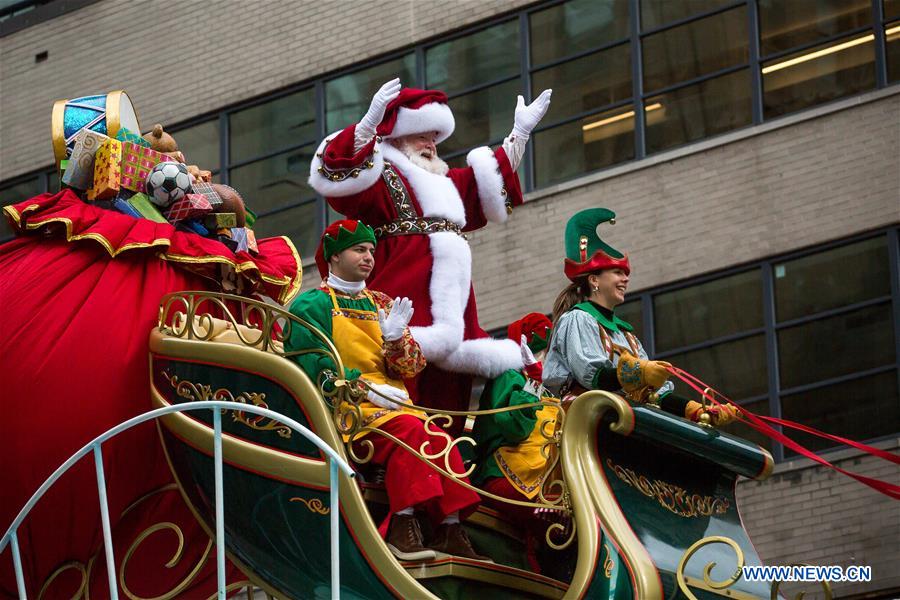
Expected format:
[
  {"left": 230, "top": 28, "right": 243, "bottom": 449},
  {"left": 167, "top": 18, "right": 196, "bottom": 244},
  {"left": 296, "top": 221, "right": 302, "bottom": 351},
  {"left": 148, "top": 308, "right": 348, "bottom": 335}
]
[
  {"left": 563, "top": 208, "right": 630, "bottom": 281},
  {"left": 315, "top": 219, "right": 377, "bottom": 277},
  {"left": 507, "top": 312, "right": 553, "bottom": 354}
]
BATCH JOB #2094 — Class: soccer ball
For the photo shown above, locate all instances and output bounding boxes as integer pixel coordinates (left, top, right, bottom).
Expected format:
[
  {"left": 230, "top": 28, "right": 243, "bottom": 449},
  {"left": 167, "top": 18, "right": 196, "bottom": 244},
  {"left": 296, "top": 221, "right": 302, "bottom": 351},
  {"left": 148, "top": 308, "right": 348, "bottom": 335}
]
[{"left": 145, "top": 162, "right": 192, "bottom": 207}]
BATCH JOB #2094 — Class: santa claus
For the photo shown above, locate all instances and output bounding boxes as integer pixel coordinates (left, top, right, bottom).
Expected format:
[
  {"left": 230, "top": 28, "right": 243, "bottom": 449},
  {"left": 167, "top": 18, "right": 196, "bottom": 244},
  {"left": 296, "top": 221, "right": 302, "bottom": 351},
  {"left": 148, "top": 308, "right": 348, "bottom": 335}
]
[{"left": 308, "top": 79, "right": 551, "bottom": 428}]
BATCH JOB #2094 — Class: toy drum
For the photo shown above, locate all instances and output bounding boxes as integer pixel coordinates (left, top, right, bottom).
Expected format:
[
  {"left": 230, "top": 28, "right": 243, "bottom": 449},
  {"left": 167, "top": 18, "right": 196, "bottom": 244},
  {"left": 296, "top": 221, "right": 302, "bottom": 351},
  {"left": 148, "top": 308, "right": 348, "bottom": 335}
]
[{"left": 51, "top": 90, "right": 141, "bottom": 165}]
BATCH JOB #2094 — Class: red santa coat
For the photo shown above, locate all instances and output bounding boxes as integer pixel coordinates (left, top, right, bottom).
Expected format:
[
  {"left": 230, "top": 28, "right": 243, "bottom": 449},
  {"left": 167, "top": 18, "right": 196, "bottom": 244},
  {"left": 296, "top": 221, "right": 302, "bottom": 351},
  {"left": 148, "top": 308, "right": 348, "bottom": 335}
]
[{"left": 309, "top": 125, "right": 524, "bottom": 414}]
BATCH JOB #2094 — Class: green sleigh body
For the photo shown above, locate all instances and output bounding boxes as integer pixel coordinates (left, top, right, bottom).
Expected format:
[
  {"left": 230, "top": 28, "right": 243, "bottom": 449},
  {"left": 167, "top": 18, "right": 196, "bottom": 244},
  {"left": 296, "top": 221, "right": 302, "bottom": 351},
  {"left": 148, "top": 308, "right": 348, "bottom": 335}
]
[{"left": 150, "top": 292, "right": 774, "bottom": 599}]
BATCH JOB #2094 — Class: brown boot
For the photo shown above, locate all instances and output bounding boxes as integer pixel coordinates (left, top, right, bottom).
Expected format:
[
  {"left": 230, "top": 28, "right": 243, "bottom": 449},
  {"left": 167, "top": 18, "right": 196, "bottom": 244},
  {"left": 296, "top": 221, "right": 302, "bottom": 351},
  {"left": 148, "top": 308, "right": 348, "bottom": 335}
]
[
  {"left": 429, "top": 523, "right": 492, "bottom": 562},
  {"left": 386, "top": 514, "right": 437, "bottom": 562}
]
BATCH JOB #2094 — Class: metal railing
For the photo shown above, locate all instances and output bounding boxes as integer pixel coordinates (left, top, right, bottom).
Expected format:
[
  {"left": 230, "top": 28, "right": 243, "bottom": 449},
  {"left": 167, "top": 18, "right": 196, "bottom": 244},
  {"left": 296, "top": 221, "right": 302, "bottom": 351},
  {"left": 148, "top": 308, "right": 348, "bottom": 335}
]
[{"left": 0, "top": 401, "right": 355, "bottom": 600}]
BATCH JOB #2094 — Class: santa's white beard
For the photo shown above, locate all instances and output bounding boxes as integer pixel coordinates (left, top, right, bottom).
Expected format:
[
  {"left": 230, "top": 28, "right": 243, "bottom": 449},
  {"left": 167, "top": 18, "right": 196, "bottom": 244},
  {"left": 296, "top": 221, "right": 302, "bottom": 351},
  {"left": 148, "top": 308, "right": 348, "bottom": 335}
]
[{"left": 394, "top": 140, "right": 450, "bottom": 175}]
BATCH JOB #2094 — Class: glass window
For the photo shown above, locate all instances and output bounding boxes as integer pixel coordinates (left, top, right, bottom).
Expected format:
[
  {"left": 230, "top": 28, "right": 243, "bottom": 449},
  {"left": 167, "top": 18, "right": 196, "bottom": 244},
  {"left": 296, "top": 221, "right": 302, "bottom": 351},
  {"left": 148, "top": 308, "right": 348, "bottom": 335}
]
[
  {"left": 426, "top": 20, "right": 519, "bottom": 94},
  {"left": 440, "top": 79, "right": 520, "bottom": 157},
  {"left": 230, "top": 89, "right": 316, "bottom": 163},
  {"left": 642, "top": 6, "right": 748, "bottom": 92},
  {"left": 654, "top": 269, "right": 763, "bottom": 352},
  {"left": 645, "top": 68, "right": 752, "bottom": 154},
  {"left": 326, "top": 55, "right": 415, "bottom": 132},
  {"left": 664, "top": 335, "right": 768, "bottom": 400},
  {"left": 533, "top": 104, "right": 635, "bottom": 187},
  {"left": 0, "top": 176, "right": 42, "bottom": 239},
  {"left": 616, "top": 298, "right": 643, "bottom": 340},
  {"left": 887, "top": 0, "right": 900, "bottom": 20},
  {"left": 530, "top": 0, "right": 629, "bottom": 66},
  {"left": 758, "top": 0, "right": 872, "bottom": 56},
  {"left": 641, "top": 0, "right": 737, "bottom": 31},
  {"left": 762, "top": 33, "right": 876, "bottom": 118},
  {"left": 777, "top": 302, "right": 895, "bottom": 389},
  {"left": 720, "top": 398, "right": 771, "bottom": 451},
  {"left": 781, "top": 370, "right": 900, "bottom": 453},
  {"left": 173, "top": 120, "right": 220, "bottom": 173},
  {"left": 251, "top": 201, "right": 320, "bottom": 259},
  {"left": 774, "top": 237, "right": 890, "bottom": 322},
  {"left": 229, "top": 146, "right": 316, "bottom": 217},
  {"left": 532, "top": 43, "right": 631, "bottom": 126},
  {"left": 887, "top": 23, "right": 900, "bottom": 83}
]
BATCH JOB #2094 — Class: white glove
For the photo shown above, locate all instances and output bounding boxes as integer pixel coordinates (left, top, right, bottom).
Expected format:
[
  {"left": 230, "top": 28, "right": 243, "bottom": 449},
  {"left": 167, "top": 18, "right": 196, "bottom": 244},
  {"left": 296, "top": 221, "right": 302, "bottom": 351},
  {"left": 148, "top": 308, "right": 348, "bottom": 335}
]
[
  {"left": 512, "top": 89, "right": 552, "bottom": 139},
  {"left": 520, "top": 334, "right": 537, "bottom": 366},
  {"left": 366, "top": 382, "right": 408, "bottom": 410},
  {"left": 358, "top": 78, "right": 402, "bottom": 137},
  {"left": 378, "top": 297, "right": 414, "bottom": 342}
]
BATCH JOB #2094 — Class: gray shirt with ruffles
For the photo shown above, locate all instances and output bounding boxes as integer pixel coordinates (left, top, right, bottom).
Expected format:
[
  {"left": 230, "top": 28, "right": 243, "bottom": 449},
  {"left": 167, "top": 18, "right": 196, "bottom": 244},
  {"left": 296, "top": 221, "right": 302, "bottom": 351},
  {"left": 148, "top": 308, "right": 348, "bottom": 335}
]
[{"left": 543, "top": 308, "right": 674, "bottom": 397}]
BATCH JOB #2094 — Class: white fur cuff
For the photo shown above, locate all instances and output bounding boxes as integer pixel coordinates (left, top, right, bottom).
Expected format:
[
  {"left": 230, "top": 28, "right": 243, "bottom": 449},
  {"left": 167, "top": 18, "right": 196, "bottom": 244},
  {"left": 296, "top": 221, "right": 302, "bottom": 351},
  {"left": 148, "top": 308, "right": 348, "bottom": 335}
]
[
  {"left": 466, "top": 146, "right": 508, "bottom": 223},
  {"left": 437, "top": 337, "right": 523, "bottom": 378},
  {"left": 308, "top": 133, "right": 385, "bottom": 197}
]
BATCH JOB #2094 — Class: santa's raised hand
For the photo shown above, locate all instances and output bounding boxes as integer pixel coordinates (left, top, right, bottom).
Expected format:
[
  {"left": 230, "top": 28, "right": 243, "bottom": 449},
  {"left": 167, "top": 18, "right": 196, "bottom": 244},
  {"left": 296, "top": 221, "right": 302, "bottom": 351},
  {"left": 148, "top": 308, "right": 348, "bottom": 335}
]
[
  {"left": 358, "top": 78, "right": 402, "bottom": 137},
  {"left": 512, "top": 89, "right": 552, "bottom": 139}
]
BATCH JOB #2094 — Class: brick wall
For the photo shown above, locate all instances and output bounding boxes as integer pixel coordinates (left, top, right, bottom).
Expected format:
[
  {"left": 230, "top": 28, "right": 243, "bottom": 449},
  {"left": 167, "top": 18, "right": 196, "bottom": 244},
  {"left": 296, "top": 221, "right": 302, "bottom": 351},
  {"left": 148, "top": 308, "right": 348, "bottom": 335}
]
[
  {"left": 0, "top": 0, "right": 531, "bottom": 180},
  {"left": 736, "top": 438, "right": 900, "bottom": 599}
]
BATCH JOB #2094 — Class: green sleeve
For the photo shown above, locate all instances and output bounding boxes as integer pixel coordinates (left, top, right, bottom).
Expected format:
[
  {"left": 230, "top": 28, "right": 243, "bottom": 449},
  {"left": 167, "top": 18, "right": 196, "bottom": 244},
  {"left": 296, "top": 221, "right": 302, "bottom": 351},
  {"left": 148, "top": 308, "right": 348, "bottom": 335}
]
[
  {"left": 591, "top": 366, "right": 620, "bottom": 390},
  {"left": 480, "top": 369, "right": 540, "bottom": 445},
  {"left": 285, "top": 290, "right": 360, "bottom": 388}
]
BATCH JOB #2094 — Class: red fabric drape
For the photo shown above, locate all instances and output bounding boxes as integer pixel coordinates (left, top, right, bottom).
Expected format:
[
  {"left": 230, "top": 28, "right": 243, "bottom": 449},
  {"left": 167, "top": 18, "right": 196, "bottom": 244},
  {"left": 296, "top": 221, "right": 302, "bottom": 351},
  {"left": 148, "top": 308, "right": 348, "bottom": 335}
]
[{"left": 0, "top": 192, "right": 301, "bottom": 597}]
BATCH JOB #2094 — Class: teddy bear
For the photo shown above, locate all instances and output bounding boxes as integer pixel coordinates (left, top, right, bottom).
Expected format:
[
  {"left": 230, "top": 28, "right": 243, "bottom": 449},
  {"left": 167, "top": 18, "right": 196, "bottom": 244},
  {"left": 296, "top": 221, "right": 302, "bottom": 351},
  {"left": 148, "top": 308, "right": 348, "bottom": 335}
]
[{"left": 143, "top": 124, "right": 212, "bottom": 183}]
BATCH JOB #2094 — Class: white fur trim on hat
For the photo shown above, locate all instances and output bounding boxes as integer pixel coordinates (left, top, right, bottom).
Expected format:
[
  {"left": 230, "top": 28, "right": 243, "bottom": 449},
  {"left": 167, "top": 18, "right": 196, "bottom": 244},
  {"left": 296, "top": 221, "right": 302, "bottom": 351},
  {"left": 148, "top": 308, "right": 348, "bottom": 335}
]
[
  {"left": 466, "top": 146, "right": 508, "bottom": 224},
  {"left": 388, "top": 102, "right": 455, "bottom": 144},
  {"left": 308, "top": 129, "right": 385, "bottom": 197}
]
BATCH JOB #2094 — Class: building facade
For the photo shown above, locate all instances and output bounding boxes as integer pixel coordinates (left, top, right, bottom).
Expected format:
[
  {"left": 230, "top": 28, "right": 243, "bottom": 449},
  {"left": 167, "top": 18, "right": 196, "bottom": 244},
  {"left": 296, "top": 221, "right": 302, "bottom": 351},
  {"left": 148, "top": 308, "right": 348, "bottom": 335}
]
[{"left": 1, "top": 0, "right": 898, "bottom": 597}]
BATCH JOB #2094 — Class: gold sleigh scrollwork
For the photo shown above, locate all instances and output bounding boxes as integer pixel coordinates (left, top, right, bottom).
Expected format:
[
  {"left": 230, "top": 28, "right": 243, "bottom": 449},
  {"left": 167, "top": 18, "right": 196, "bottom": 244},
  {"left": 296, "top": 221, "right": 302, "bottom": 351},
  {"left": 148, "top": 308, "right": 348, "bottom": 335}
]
[
  {"left": 676, "top": 536, "right": 745, "bottom": 600},
  {"left": 290, "top": 496, "right": 331, "bottom": 515},
  {"left": 163, "top": 371, "right": 291, "bottom": 439},
  {"left": 606, "top": 458, "right": 731, "bottom": 518},
  {"left": 34, "top": 485, "right": 225, "bottom": 600},
  {"left": 157, "top": 291, "right": 577, "bottom": 551}
]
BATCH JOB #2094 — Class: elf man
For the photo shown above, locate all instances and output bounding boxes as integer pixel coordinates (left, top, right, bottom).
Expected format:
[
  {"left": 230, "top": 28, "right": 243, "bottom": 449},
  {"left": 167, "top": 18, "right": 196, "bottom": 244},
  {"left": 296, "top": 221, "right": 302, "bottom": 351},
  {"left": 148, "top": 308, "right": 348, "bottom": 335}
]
[
  {"left": 469, "top": 312, "right": 563, "bottom": 572},
  {"left": 286, "top": 219, "right": 488, "bottom": 562}
]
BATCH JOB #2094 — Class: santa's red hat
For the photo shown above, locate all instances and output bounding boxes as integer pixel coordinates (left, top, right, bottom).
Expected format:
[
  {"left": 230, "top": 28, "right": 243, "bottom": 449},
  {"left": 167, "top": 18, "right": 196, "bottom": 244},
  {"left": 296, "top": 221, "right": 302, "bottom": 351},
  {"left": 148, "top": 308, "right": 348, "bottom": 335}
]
[{"left": 376, "top": 88, "right": 455, "bottom": 144}]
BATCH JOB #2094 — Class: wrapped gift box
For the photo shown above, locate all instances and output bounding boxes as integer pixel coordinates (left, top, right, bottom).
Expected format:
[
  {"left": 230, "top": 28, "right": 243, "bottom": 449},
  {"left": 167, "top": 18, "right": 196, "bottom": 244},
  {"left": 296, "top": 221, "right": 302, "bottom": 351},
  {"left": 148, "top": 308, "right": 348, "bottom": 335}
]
[
  {"left": 191, "top": 181, "right": 223, "bottom": 210},
  {"left": 166, "top": 193, "right": 212, "bottom": 222},
  {"left": 88, "top": 138, "right": 123, "bottom": 201},
  {"left": 246, "top": 228, "right": 258, "bottom": 253},
  {"left": 63, "top": 130, "right": 109, "bottom": 190},
  {"left": 179, "top": 219, "right": 210, "bottom": 236},
  {"left": 113, "top": 197, "right": 142, "bottom": 219},
  {"left": 203, "top": 212, "right": 237, "bottom": 229},
  {"left": 115, "top": 127, "right": 151, "bottom": 148},
  {"left": 120, "top": 142, "right": 172, "bottom": 193},
  {"left": 128, "top": 193, "right": 168, "bottom": 223}
]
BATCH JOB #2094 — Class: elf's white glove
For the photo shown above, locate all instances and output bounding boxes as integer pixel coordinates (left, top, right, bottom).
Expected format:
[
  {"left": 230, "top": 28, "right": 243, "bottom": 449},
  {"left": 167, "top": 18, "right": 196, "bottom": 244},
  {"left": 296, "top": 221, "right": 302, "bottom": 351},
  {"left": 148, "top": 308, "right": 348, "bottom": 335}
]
[
  {"left": 520, "top": 335, "right": 544, "bottom": 383},
  {"left": 358, "top": 78, "right": 402, "bottom": 138},
  {"left": 512, "top": 89, "right": 552, "bottom": 139},
  {"left": 378, "top": 297, "right": 414, "bottom": 342},
  {"left": 366, "top": 382, "right": 408, "bottom": 410}
]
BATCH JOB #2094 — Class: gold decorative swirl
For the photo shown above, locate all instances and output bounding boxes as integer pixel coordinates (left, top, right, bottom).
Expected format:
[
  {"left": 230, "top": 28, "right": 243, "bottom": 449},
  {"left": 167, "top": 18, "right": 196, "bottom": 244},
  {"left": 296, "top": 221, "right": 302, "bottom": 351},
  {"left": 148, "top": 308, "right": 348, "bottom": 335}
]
[
  {"left": 606, "top": 458, "right": 730, "bottom": 518},
  {"left": 676, "top": 536, "right": 745, "bottom": 600},
  {"left": 290, "top": 496, "right": 330, "bottom": 515},
  {"left": 119, "top": 522, "right": 213, "bottom": 600},
  {"left": 163, "top": 372, "right": 291, "bottom": 439},
  {"left": 38, "top": 561, "right": 87, "bottom": 600},
  {"left": 771, "top": 565, "right": 834, "bottom": 600}
]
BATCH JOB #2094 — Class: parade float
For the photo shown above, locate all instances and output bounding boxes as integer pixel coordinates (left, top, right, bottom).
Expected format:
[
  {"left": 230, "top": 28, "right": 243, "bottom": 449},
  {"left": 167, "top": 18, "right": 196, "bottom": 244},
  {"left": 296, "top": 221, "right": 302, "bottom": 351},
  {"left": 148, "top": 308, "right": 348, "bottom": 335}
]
[{"left": 3, "top": 89, "right": 897, "bottom": 600}]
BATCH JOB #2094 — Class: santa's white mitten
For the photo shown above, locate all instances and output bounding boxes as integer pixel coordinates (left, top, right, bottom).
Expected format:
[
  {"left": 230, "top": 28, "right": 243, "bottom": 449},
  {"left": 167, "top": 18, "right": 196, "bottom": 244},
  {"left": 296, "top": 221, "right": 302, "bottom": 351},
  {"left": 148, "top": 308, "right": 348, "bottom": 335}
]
[
  {"left": 359, "top": 78, "right": 402, "bottom": 137},
  {"left": 512, "top": 89, "right": 552, "bottom": 139},
  {"left": 366, "top": 382, "right": 408, "bottom": 410}
]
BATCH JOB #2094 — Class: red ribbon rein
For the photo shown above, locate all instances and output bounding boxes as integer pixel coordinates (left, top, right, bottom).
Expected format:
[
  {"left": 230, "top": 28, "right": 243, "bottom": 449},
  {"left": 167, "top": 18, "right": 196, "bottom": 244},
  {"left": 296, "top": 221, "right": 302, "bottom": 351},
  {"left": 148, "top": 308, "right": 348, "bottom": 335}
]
[{"left": 664, "top": 365, "right": 900, "bottom": 500}]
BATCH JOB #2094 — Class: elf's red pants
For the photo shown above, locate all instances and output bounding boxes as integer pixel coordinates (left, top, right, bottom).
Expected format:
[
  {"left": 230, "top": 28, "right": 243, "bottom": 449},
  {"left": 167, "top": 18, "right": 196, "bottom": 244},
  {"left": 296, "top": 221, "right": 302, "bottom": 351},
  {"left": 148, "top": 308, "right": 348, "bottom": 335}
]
[{"left": 355, "top": 414, "right": 480, "bottom": 535}]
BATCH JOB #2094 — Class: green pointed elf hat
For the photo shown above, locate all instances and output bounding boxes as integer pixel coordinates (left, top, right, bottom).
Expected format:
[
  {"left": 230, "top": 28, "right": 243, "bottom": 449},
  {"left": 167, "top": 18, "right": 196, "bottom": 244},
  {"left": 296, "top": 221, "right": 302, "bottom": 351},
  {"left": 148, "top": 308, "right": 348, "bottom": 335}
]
[
  {"left": 315, "top": 219, "right": 377, "bottom": 277},
  {"left": 563, "top": 208, "right": 630, "bottom": 281}
]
